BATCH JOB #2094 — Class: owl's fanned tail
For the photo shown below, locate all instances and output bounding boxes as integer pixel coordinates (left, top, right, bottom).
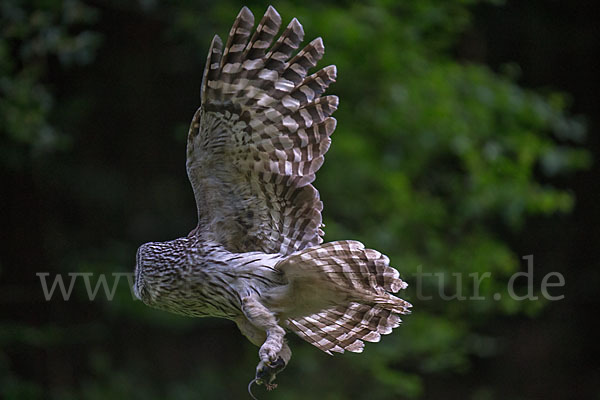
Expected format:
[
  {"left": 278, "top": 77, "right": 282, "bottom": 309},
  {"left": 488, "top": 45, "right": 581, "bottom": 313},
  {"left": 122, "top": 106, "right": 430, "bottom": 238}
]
[
  {"left": 287, "top": 303, "right": 403, "bottom": 354},
  {"left": 277, "top": 240, "right": 411, "bottom": 354}
]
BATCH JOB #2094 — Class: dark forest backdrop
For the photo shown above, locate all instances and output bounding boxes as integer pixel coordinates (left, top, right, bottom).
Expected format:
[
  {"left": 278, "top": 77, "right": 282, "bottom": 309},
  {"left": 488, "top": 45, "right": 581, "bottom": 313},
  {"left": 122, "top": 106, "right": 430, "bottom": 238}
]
[{"left": 1, "top": 0, "right": 598, "bottom": 399}]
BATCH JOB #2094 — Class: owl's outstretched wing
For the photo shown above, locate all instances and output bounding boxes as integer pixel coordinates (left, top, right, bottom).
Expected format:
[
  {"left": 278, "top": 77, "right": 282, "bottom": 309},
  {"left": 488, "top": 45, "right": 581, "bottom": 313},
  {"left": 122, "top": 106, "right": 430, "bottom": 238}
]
[{"left": 187, "top": 6, "right": 337, "bottom": 255}]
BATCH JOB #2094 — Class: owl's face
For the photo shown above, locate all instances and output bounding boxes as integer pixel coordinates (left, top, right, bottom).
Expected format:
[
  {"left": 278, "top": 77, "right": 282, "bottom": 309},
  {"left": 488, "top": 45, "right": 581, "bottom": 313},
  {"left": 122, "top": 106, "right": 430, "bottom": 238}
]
[
  {"left": 133, "top": 244, "right": 150, "bottom": 303},
  {"left": 133, "top": 239, "right": 199, "bottom": 313},
  {"left": 134, "top": 242, "right": 174, "bottom": 306}
]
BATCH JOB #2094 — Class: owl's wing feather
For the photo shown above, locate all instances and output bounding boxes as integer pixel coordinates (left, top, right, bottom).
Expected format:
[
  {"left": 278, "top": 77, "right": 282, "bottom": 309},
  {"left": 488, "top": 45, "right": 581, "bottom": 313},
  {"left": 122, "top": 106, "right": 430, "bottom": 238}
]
[{"left": 187, "top": 6, "right": 337, "bottom": 255}]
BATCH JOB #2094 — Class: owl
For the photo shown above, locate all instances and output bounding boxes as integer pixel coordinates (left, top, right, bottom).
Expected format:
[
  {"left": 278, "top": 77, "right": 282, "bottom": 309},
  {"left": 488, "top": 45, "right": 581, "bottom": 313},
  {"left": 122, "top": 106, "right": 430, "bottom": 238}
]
[{"left": 134, "top": 5, "right": 411, "bottom": 391}]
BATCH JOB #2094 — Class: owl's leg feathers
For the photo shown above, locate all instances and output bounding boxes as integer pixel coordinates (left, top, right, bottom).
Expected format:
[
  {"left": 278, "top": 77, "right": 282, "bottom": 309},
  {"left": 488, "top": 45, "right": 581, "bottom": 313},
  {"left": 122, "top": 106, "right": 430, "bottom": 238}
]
[
  {"left": 239, "top": 296, "right": 290, "bottom": 388},
  {"left": 241, "top": 296, "right": 285, "bottom": 361}
]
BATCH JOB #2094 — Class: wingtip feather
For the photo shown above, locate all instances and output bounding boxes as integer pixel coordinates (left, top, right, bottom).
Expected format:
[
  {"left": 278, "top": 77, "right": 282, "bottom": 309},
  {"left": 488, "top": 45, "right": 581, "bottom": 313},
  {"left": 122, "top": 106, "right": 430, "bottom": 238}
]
[
  {"left": 289, "top": 17, "right": 304, "bottom": 37},
  {"left": 313, "top": 37, "right": 324, "bottom": 51},
  {"left": 212, "top": 34, "right": 223, "bottom": 49},
  {"left": 329, "top": 64, "right": 337, "bottom": 80},
  {"left": 238, "top": 6, "right": 254, "bottom": 21},
  {"left": 266, "top": 5, "right": 281, "bottom": 21}
]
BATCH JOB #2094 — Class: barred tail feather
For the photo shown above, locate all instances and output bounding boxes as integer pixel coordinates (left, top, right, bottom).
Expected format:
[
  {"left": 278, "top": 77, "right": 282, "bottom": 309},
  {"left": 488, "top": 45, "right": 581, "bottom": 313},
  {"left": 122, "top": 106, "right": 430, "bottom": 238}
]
[
  {"left": 287, "top": 303, "right": 401, "bottom": 354},
  {"left": 277, "top": 240, "right": 411, "bottom": 354}
]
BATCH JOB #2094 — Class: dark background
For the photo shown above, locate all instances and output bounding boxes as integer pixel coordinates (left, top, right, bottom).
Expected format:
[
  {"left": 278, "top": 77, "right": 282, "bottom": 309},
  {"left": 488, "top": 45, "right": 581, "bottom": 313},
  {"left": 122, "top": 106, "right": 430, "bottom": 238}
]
[
  {"left": 467, "top": 1, "right": 599, "bottom": 397},
  {"left": 1, "top": 0, "right": 598, "bottom": 399}
]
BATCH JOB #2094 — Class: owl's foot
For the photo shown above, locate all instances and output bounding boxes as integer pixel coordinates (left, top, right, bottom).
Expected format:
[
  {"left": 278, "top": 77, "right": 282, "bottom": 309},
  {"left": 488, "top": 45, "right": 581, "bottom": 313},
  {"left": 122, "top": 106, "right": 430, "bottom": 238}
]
[{"left": 255, "top": 356, "right": 286, "bottom": 388}]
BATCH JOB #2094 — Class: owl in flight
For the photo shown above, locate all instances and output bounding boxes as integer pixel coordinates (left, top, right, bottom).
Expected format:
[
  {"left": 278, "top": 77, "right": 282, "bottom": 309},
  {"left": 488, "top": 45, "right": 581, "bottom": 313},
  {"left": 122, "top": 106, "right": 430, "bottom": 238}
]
[{"left": 134, "top": 5, "right": 411, "bottom": 390}]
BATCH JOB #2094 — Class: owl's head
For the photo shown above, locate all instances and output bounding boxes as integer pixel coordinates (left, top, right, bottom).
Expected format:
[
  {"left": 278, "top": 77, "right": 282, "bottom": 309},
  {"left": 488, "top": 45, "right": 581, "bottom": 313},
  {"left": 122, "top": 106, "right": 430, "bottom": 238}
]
[
  {"left": 133, "top": 239, "right": 191, "bottom": 310},
  {"left": 134, "top": 242, "right": 172, "bottom": 306}
]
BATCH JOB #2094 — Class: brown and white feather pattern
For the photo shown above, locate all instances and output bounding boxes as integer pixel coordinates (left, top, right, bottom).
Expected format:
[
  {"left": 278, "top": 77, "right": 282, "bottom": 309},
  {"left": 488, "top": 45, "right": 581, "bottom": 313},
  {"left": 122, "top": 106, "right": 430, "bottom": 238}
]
[
  {"left": 280, "top": 241, "right": 411, "bottom": 354},
  {"left": 135, "top": 6, "right": 411, "bottom": 374},
  {"left": 188, "top": 6, "right": 337, "bottom": 256}
]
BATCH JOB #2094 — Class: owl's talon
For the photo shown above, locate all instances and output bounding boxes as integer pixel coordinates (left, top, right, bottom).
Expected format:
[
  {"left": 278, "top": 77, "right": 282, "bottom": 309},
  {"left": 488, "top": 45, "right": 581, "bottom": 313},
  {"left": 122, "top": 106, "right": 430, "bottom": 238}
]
[{"left": 255, "top": 356, "right": 286, "bottom": 388}]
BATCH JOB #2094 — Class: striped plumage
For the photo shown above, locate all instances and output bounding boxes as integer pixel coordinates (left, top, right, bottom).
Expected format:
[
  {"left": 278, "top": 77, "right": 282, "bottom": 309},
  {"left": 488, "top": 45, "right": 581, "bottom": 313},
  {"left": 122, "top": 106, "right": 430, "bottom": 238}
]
[{"left": 134, "top": 6, "right": 411, "bottom": 388}]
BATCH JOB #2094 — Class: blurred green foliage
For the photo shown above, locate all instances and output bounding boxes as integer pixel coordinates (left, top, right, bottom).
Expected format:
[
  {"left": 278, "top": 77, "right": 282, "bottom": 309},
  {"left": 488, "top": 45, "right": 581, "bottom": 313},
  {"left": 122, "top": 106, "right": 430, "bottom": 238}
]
[
  {"left": 0, "top": 0, "right": 590, "bottom": 399},
  {"left": 0, "top": 0, "right": 101, "bottom": 167}
]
